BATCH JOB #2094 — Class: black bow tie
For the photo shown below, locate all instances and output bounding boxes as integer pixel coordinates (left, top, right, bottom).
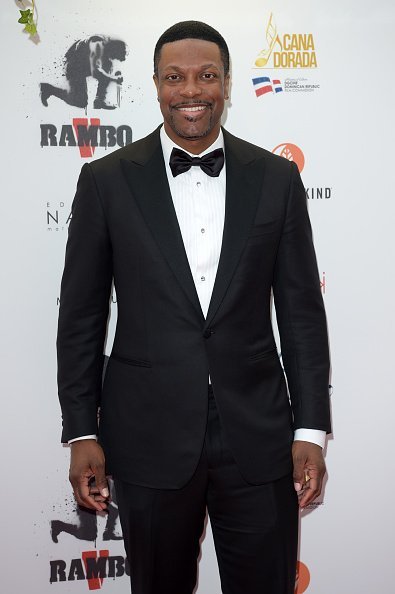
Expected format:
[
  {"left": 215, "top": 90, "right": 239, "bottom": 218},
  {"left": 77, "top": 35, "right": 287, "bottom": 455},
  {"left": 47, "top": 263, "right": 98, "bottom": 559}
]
[{"left": 169, "top": 147, "right": 224, "bottom": 178}]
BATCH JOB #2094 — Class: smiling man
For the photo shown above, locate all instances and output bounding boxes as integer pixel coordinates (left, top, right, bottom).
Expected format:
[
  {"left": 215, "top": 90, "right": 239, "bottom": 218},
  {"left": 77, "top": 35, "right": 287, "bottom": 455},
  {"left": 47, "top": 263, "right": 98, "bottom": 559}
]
[
  {"left": 57, "top": 21, "right": 331, "bottom": 594},
  {"left": 153, "top": 36, "right": 229, "bottom": 148}
]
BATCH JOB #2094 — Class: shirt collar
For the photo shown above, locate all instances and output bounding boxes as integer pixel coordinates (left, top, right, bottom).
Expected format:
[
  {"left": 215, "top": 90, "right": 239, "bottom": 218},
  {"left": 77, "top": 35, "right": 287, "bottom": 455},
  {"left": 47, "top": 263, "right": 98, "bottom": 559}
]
[{"left": 160, "top": 125, "right": 225, "bottom": 169}]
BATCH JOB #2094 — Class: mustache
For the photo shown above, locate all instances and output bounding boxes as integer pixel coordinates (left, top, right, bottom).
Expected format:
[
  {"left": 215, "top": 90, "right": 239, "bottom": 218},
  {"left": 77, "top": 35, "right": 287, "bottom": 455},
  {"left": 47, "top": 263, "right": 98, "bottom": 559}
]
[{"left": 170, "top": 101, "right": 212, "bottom": 109}]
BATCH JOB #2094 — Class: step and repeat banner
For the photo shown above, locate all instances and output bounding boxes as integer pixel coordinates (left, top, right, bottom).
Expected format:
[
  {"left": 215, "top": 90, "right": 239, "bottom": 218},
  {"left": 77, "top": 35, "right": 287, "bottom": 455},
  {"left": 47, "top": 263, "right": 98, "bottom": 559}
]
[{"left": 2, "top": 0, "right": 394, "bottom": 592}]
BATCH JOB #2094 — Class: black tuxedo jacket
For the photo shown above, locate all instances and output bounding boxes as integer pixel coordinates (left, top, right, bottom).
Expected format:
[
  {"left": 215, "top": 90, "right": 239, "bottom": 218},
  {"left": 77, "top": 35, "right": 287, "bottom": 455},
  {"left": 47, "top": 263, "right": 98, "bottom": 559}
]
[{"left": 57, "top": 126, "right": 331, "bottom": 489}]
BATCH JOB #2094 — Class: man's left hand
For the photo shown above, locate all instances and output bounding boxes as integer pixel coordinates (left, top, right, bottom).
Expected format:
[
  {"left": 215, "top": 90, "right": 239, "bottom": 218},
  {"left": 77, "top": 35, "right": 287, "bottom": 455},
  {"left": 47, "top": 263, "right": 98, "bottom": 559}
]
[{"left": 292, "top": 440, "right": 326, "bottom": 510}]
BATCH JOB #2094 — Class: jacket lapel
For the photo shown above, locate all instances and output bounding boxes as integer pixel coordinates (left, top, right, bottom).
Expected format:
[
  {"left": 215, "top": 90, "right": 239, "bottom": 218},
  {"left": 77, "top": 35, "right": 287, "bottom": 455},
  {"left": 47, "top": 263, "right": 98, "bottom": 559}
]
[
  {"left": 120, "top": 127, "right": 266, "bottom": 328},
  {"left": 204, "top": 130, "right": 266, "bottom": 327},
  {"left": 120, "top": 128, "right": 204, "bottom": 322}
]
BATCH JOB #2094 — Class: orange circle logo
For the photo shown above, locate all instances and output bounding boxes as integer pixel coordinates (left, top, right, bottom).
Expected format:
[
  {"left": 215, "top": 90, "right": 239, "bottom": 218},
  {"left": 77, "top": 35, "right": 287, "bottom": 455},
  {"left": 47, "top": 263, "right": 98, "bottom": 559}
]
[
  {"left": 295, "top": 561, "right": 310, "bottom": 593},
  {"left": 272, "top": 143, "right": 305, "bottom": 173}
]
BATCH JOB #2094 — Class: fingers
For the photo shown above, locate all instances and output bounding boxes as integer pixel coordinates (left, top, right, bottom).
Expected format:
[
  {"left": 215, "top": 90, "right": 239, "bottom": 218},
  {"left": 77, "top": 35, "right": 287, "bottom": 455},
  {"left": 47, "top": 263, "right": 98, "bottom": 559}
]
[
  {"left": 292, "top": 440, "right": 326, "bottom": 510},
  {"left": 88, "top": 484, "right": 109, "bottom": 504},
  {"left": 69, "top": 440, "right": 110, "bottom": 512},
  {"left": 292, "top": 454, "right": 305, "bottom": 493},
  {"left": 73, "top": 474, "right": 110, "bottom": 511},
  {"left": 73, "top": 474, "right": 104, "bottom": 512},
  {"left": 298, "top": 475, "right": 321, "bottom": 509},
  {"left": 94, "top": 467, "right": 110, "bottom": 500}
]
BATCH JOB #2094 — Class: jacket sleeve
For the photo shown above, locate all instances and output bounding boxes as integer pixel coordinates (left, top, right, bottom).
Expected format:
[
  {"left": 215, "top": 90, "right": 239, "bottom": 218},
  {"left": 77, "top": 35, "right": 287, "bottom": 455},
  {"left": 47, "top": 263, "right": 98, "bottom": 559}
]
[
  {"left": 57, "top": 163, "right": 113, "bottom": 442},
  {"left": 272, "top": 162, "right": 331, "bottom": 433}
]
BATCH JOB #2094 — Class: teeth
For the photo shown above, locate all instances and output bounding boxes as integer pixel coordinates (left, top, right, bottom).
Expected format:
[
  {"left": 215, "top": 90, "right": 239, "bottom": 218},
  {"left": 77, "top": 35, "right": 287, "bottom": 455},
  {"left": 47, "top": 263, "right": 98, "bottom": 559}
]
[{"left": 178, "top": 105, "right": 207, "bottom": 112}]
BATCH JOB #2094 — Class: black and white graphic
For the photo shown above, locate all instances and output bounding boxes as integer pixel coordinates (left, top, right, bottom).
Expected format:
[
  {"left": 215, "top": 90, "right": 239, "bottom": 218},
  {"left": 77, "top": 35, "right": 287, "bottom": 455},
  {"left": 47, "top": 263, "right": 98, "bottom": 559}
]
[
  {"left": 51, "top": 479, "right": 123, "bottom": 544},
  {"left": 40, "top": 36, "right": 128, "bottom": 110}
]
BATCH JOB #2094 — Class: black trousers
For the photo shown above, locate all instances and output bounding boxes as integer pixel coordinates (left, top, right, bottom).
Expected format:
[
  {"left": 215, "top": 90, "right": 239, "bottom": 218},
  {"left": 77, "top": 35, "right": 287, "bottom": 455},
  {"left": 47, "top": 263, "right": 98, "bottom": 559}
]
[{"left": 114, "top": 387, "right": 298, "bottom": 594}]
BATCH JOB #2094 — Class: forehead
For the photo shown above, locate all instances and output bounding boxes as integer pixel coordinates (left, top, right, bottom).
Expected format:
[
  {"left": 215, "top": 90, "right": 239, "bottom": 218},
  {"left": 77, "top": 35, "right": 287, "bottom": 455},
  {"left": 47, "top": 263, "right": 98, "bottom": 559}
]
[{"left": 157, "top": 38, "right": 223, "bottom": 71}]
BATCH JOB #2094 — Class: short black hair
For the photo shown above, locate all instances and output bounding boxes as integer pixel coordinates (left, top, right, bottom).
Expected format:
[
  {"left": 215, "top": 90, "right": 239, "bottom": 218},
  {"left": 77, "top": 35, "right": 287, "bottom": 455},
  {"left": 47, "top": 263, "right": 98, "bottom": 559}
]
[{"left": 154, "top": 21, "right": 230, "bottom": 76}]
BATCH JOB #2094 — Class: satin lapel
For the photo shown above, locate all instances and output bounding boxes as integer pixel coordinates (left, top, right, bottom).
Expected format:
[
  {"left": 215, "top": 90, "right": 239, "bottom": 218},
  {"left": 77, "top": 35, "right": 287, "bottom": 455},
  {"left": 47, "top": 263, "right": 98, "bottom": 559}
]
[
  {"left": 120, "top": 134, "right": 204, "bottom": 322},
  {"left": 205, "top": 133, "right": 266, "bottom": 327}
]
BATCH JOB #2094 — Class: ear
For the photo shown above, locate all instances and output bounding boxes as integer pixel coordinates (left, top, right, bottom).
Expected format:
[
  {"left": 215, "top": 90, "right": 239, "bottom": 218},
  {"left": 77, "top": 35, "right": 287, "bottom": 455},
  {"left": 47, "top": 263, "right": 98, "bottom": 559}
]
[
  {"left": 153, "top": 73, "right": 159, "bottom": 96},
  {"left": 224, "top": 73, "right": 231, "bottom": 100}
]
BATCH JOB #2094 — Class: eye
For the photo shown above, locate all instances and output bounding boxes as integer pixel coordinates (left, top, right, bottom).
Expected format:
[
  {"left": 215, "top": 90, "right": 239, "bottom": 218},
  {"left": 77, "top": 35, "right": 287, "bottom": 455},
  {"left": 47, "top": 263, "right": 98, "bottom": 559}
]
[
  {"left": 166, "top": 74, "right": 182, "bottom": 81},
  {"left": 201, "top": 72, "right": 217, "bottom": 80}
]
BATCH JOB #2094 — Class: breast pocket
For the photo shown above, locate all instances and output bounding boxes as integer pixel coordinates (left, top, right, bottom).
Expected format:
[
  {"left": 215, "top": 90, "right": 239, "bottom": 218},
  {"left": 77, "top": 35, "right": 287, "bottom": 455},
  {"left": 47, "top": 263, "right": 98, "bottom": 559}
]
[
  {"left": 248, "top": 347, "right": 278, "bottom": 362},
  {"left": 248, "top": 220, "right": 280, "bottom": 240},
  {"left": 111, "top": 352, "right": 152, "bottom": 368}
]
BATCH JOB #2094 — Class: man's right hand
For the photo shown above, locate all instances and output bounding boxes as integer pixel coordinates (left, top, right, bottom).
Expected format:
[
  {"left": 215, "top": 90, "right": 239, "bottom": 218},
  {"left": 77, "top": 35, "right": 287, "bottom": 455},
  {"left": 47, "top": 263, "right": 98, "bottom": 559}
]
[{"left": 69, "top": 440, "right": 109, "bottom": 511}]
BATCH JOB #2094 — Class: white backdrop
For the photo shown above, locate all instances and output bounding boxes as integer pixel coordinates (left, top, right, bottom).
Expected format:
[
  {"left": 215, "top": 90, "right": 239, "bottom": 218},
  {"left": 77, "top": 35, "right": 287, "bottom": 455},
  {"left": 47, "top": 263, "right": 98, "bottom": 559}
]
[{"left": 2, "top": 0, "right": 395, "bottom": 592}]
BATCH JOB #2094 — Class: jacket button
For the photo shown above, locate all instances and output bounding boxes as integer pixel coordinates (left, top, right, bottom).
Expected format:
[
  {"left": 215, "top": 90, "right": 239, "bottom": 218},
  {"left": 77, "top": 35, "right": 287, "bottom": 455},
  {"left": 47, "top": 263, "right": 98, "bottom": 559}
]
[{"left": 203, "top": 328, "right": 214, "bottom": 339}]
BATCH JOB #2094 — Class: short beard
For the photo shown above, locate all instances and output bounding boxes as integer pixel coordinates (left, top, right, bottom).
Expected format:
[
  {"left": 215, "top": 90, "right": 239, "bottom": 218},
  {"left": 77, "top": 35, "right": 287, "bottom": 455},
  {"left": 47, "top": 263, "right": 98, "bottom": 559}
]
[{"left": 168, "top": 108, "right": 214, "bottom": 141}]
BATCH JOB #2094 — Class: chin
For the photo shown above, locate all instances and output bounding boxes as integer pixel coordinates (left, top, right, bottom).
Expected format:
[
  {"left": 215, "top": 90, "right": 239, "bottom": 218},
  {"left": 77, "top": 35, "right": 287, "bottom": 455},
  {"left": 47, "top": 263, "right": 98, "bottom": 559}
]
[
  {"left": 178, "top": 130, "right": 209, "bottom": 140},
  {"left": 172, "top": 123, "right": 212, "bottom": 141},
  {"left": 170, "top": 115, "right": 213, "bottom": 139}
]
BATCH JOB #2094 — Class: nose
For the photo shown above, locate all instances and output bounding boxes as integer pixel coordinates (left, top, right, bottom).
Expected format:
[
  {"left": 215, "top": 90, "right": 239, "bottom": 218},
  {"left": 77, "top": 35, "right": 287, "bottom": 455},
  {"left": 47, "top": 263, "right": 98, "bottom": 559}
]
[{"left": 180, "top": 76, "right": 202, "bottom": 98}]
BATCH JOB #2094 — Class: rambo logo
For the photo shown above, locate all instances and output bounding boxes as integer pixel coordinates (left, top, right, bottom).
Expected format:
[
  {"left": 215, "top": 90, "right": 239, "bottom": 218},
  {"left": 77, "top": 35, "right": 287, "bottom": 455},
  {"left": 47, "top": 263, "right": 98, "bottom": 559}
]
[
  {"left": 40, "top": 119, "right": 132, "bottom": 158},
  {"left": 49, "top": 550, "right": 130, "bottom": 590}
]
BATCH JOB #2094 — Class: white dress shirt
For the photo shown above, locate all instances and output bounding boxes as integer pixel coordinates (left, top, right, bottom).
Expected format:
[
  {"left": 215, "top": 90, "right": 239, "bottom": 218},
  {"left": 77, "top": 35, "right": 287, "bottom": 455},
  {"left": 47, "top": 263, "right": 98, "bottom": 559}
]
[
  {"left": 161, "top": 126, "right": 226, "bottom": 318},
  {"left": 70, "top": 126, "right": 326, "bottom": 449}
]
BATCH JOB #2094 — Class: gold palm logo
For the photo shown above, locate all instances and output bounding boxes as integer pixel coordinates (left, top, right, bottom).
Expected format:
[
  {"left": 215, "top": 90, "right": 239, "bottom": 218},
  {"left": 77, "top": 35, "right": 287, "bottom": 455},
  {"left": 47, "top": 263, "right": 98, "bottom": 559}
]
[{"left": 255, "top": 13, "right": 283, "bottom": 67}]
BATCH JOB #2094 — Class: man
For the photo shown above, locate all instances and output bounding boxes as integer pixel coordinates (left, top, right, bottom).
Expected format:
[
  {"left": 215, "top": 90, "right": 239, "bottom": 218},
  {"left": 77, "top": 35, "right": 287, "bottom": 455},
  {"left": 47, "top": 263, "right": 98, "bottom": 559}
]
[
  {"left": 57, "top": 21, "right": 331, "bottom": 594},
  {"left": 40, "top": 36, "right": 126, "bottom": 110}
]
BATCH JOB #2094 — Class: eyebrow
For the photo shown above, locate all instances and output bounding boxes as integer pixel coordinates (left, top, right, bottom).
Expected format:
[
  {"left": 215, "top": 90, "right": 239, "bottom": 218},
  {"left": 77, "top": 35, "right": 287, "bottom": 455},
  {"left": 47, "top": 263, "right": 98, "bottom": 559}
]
[{"left": 162, "top": 63, "right": 220, "bottom": 72}]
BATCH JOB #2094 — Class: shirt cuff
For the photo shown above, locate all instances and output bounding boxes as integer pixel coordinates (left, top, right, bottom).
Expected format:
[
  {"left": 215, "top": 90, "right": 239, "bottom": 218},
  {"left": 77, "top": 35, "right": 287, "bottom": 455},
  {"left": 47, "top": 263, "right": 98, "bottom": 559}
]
[
  {"left": 68, "top": 435, "right": 97, "bottom": 444},
  {"left": 294, "top": 429, "right": 326, "bottom": 449}
]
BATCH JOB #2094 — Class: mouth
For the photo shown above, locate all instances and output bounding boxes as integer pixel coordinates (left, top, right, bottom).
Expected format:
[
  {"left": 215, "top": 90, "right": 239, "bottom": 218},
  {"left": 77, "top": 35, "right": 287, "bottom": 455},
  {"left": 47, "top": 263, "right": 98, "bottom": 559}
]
[{"left": 171, "top": 102, "right": 211, "bottom": 119}]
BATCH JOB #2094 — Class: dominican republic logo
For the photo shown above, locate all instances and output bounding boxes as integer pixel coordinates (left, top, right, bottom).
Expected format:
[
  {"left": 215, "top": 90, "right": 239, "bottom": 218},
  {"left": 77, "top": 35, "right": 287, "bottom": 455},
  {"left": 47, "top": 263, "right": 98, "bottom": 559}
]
[
  {"left": 39, "top": 35, "right": 133, "bottom": 158},
  {"left": 252, "top": 76, "right": 283, "bottom": 97}
]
